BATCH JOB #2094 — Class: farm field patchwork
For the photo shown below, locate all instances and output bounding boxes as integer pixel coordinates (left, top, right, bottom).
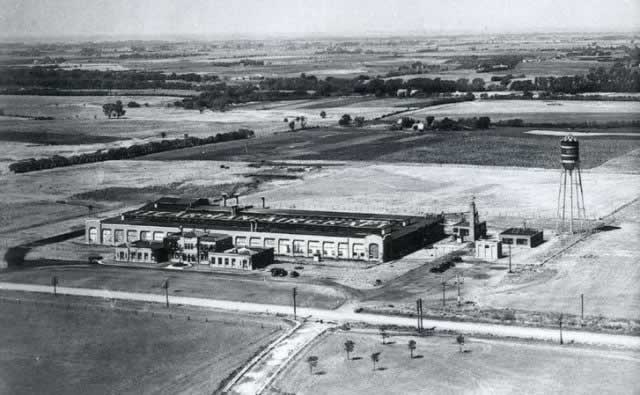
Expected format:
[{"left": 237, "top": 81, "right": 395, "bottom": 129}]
[
  {"left": 0, "top": 293, "right": 284, "bottom": 395},
  {"left": 270, "top": 331, "right": 640, "bottom": 395},
  {"left": 142, "top": 127, "right": 640, "bottom": 169}
]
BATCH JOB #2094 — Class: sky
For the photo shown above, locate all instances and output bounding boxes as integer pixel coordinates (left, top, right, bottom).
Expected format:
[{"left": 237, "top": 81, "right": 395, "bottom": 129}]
[{"left": 1, "top": 0, "right": 638, "bottom": 39}]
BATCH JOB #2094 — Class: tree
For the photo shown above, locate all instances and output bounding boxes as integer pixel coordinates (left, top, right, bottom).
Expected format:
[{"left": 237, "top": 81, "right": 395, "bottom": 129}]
[
  {"left": 426, "top": 115, "right": 435, "bottom": 127},
  {"left": 380, "top": 328, "right": 389, "bottom": 345},
  {"left": 370, "top": 352, "right": 381, "bottom": 371},
  {"left": 127, "top": 101, "right": 141, "bottom": 108},
  {"left": 475, "top": 116, "right": 491, "bottom": 129},
  {"left": 456, "top": 334, "right": 465, "bottom": 353},
  {"left": 160, "top": 131, "right": 167, "bottom": 139},
  {"left": 306, "top": 356, "right": 319, "bottom": 374},
  {"left": 320, "top": 110, "right": 327, "bottom": 119},
  {"left": 102, "top": 101, "right": 126, "bottom": 119},
  {"left": 354, "top": 116, "right": 365, "bottom": 127},
  {"left": 283, "top": 117, "right": 288, "bottom": 123},
  {"left": 344, "top": 340, "right": 355, "bottom": 360},
  {"left": 408, "top": 340, "right": 417, "bottom": 358},
  {"left": 288, "top": 121, "right": 295, "bottom": 131},
  {"left": 338, "top": 114, "right": 352, "bottom": 126}
]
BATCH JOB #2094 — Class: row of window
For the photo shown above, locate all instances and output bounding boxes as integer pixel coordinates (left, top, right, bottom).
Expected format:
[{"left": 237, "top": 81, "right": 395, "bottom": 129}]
[
  {"left": 117, "top": 251, "right": 153, "bottom": 262},
  {"left": 502, "top": 237, "right": 529, "bottom": 245},
  {"left": 89, "top": 228, "right": 166, "bottom": 244}
]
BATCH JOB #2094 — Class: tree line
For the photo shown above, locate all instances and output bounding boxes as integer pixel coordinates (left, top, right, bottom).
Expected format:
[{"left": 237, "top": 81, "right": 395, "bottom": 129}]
[
  {"left": 8, "top": 129, "right": 254, "bottom": 173},
  {"left": 0, "top": 67, "right": 206, "bottom": 90}
]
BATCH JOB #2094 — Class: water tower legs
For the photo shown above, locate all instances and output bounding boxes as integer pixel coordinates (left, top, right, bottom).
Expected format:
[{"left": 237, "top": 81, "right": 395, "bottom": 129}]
[{"left": 557, "top": 165, "right": 586, "bottom": 234}]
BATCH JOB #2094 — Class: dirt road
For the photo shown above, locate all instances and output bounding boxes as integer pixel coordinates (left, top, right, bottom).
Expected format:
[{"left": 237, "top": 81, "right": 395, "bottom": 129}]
[{"left": 1, "top": 281, "right": 638, "bottom": 349}]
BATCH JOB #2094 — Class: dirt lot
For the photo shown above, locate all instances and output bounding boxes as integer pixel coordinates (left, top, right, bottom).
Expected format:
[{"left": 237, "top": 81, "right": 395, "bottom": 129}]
[
  {"left": 0, "top": 292, "right": 284, "bottom": 395},
  {"left": 270, "top": 330, "right": 640, "bottom": 395}
]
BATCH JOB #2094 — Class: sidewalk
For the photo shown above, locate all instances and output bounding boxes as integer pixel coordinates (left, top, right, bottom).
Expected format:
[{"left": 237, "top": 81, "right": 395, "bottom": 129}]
[{"left": 225, "top": 321, "right": 331, "bottom": 394}]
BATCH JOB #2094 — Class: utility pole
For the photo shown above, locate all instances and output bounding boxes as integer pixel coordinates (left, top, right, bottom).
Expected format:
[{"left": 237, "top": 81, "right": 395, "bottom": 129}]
[
  {"left": 559, "top": 313, "right": 564, "bottom": 345},
  {"left": 416, "top": 298, "right": 423, "bottom": 332},
  {"left": 441, "top": 276, "right": 446, "bottom": 308},
  {"left": 508, "top": 244, "right": 513, "bottom": 273},
  {"left": 580, "top": 294, "right": 584, "bottom": 321},
  {"left": 293, "top": 287, "right": 297, "bottom": 320},
  {"left": 162, "top": 279, "right": 169, "bottom": 308},
  {"left": 51, "top": 276, "right": 58, "bottom": 296},
  {"left": 456, "top": 273, "right": 462, "bottom": 307}
]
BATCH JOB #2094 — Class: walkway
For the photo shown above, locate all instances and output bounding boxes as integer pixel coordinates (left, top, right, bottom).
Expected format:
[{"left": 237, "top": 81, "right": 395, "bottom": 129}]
[{"left": 224, "top": 321, "right": 331, "bottom": 394}]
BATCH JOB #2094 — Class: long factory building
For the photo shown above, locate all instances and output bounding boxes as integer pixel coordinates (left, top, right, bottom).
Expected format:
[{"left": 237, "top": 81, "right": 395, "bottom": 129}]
[{"left": 86, "top": 197, "right": 444, "bottom": 263}]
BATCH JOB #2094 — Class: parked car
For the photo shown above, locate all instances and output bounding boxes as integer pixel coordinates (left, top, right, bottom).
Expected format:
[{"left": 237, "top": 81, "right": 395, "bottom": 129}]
[
  {"left": 88, "top": 255, "right": 103, "bottom": 264},
  {"left": 290, "top": 270, "right": 300, "bottom": 278},
  {"left": 270, "top": 267, "right": 288, "bottom": 277}
]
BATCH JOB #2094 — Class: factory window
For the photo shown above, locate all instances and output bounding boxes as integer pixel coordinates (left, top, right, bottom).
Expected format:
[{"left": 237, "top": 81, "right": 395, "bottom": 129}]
[
  {"left": 231, "top": 258, "right": 236, "bottom": 266},
  {"left": 218, "top": 257, "right": 223, "bottom": 265},
  {"left": 293, "top": 240, "right": 305, "bottom": 255},
  {"left": 502, "top": 237, "right": 513, "bottom": 245},
  {"left": 153, "top": 232, "right": 164, "bottom": 241},
  {"left": 88, "top": 228, "right": 98, "bottom": 242},
  {"left": 224, "top": 258, "right": 229, "bottom": 265},
  {"left": 264, "top": 238, "right": 275, "bottom": 249},
  {"left": 101, "top": 229, "right": 112, "bottom": 244},
  {"left": 460, "top": 229, "right": 469, "bottom": 237},
  {"left": 278, "top": 239, "right": 291, "bottom": 254},
  {"left": 250, "top": 237, "right": 261, "bottom": 247},
  {"left": 210, "top": 257, "right": 215, "bottom": 264},
  {"left": 114, "top": 230, "right": 124, "bottom": 243},
  {"left": 144, "top": 252, "right": 149, "bottom": 261},
  {"left": 119, "top": 251, "right": 126, "bottom": 260},
  {"left": 516, "top": 238, "right": 529, "bottom": 246},
  {"left": 322, "top": 242, "right": 335, "bottom": 256},
  {"left": 127, "top": 230, "right": 137, "bottom": 242},
  {"left": 140, "top": 231, "right": 152, "bottom": 241},
  {"left": 308, "top": 241, "right": 320, "bottom": 255},
  {"left": 338, "top": 243, "right": 348, "bottom": 257},
  {"left": 453, "top": 227, "right": 458, "bottom": 233},
  {"left": 369, "top": 244, "right": 379, "bottom": 259},
  {"left": 352, "top": 243, "right": 365, "bottom": 259},
  {"left": 242, "top": 260, "right": 248, "bottom": 268},
  {"left": 137, "top": 252, "right": 142, "bottom": 260},
  {"left": 235, "top": 236, "right": 247, "bottom": 247}
]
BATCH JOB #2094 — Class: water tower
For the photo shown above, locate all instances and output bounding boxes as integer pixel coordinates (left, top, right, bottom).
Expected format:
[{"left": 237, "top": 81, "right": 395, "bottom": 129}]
[{"left": 556, "top": 135, "right": 586, "bottom": 233}]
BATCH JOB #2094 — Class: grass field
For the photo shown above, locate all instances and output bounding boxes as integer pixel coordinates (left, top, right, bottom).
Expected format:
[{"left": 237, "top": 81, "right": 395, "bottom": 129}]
[
  {"left": 142, "top": 127, "right": 640, "bottom": 169},
  {"left": 0, "top": 265, "right": 348, "bottom": 309},
  {"left": 270, "top": 331, "right": 640, "bottom": 395},
  {"left": 0, "top": 293, "right": 284, "bottom": 395},
  {"left": 403, "top": 100, "right": 640, "bottom": 123}
]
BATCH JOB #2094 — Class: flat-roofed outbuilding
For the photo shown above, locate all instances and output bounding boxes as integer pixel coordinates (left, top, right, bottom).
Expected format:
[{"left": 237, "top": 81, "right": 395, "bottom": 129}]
[{"left": 499, "top": 228, "right": 544, "bottom": 248}]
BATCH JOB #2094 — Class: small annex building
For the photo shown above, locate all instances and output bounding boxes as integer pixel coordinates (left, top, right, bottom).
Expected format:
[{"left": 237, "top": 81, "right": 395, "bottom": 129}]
[
  {"left": 499, "top": 227, "right": 544, "bottom": 248},
  {"left": 475, "top": 239, "right": 502, "bottom": 261},
  {"left": 115, "top": 240, "right": 168, "bottom": 264}
]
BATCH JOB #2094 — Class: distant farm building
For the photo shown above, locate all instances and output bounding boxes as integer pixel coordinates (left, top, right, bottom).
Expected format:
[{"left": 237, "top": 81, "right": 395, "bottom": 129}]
[
  {"left": 86, "top": 197, "right": 445, "bottom": 263},
  {"left": 499, "top": 227, "right": 544, "bottom": 248}
]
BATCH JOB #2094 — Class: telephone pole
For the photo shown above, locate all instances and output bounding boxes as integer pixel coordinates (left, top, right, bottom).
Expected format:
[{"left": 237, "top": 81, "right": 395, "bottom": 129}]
[
  {"left": 162, "top": 279, "right": 169, "bottom": 308},
  {"left": 441, "top": 276, "right": 446, "bottom": 308},
  {"left": 456, "top": 273, "right": 463, "bottom": 307},
  {"left": 559, "top": 313, "right": 564, "bottom": 345},
  {"left": 292, "top": 287, "right": 297, "bottom": 320},
  {"left": 580, "top": 294, "right": 584, "bottom": 321},
  {"left": 508, "top": 244, "right": 513, "bottom": 273},
  {"left": 51, "top": 276, "right": 58, "bottom": 296},
  {"left": 416, "top": 298, "right": 423, "bottom": 332}
]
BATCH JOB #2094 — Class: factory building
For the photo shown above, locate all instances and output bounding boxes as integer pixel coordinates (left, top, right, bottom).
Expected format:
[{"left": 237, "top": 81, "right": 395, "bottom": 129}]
[
  {"left": 447, "top": 199, "right": 487, "bottom": 242},
  {"left": 86, "top": 196, "right": 444, "bottom": 263},
  {"left": 115, "top": 240, "right": 168, "bottom": 264}
]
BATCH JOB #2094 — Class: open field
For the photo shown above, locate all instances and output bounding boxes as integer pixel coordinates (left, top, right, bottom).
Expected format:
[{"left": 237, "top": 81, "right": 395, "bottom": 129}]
[
  {"left": 0, "top": 265, "right": 347, "bottom": 309},
  {"left": 402, "top": 100, "right": 640, "bottom": 123},
  {"left": 0, "top": 292, "right": 284, "bottom": 395},
  {"left": 270, "top": 331, "right": 640, "bottom": 395},
  {"left": 143, "top": 127, "right": 640, "bottom": 169}
]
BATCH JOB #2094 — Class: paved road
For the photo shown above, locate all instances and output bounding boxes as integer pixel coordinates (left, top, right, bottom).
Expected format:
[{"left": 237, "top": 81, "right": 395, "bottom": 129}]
[{"left": 2, "top": 281, "right": 639, "bottom": 349}]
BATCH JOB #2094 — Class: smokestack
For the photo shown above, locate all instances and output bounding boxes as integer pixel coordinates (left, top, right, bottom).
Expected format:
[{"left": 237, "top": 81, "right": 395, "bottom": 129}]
[{"left": 261, "top": 197, "right": 265, "bottom": 208}]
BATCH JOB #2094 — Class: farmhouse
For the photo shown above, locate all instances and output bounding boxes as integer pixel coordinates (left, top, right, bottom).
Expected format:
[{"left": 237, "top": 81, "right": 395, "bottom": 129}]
[{"left": 86, "top": 197, "right": 444, "bottom": 262}]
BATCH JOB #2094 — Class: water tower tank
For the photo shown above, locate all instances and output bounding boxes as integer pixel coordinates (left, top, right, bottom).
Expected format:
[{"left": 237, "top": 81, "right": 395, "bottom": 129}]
[{"left": 560, "top": 135, "right": 579, "bottom": 170}]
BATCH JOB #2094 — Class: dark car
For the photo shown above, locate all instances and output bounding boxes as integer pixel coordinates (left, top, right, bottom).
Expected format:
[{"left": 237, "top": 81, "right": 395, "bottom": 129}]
[
  {"left": 88, "top": 255, "right": 103, "bottom": 264},
  {"left": 270, "top": 268, "right": 288, "bottom": 277},
  {"left": 290, "top": 270, "right": 300, "bottom": 278}
]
